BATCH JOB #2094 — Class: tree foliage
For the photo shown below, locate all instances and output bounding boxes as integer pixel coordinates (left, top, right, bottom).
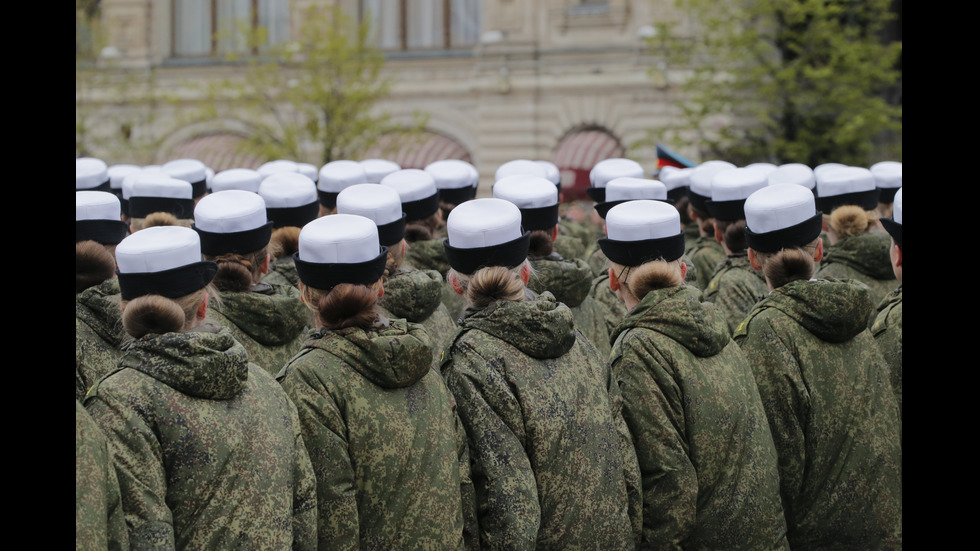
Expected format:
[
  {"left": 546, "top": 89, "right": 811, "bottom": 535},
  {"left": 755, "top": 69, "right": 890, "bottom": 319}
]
[
  {"left": 208, "top": 3, "right": 427, "bottom": 165},
  {"left": 648, "top": 0, "right": 901, "bottom": 166}
]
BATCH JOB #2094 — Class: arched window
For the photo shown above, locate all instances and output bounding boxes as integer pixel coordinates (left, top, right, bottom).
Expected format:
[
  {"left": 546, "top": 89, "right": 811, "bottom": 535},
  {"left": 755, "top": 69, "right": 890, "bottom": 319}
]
[
  {"left": 362, "top": 131, "right": 472, "bottom": 169},
  {"left": 169, "top": 133, "right": 265, "bottom": 172},
  {"left": 552, "top": 127, "right": 625, "bottom": 200}
]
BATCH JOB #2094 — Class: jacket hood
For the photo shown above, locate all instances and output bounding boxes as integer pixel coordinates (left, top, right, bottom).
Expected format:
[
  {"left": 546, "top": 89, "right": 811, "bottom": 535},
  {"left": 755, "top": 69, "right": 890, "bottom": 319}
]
[
  {"left": 76, "top": 278, "right": 125, "bottom": 347},
  {"left": 528, "top": 254, "right": 593, "bottom": 307},
  {"left": 405, "top": 239, "right": 451, "bottom": 275},
  {"left": 612, "top": 285, "right": 731, "bottom": 358},
  {"left": 760, "top": 278, "right": 875, "bottom": 343},
  {"left": 306, "top": 318, "right": 432, "bottom": 389},
  {"left": 118, "top": 325, "right": 248, "bottom": 400},
  {"left": 821, "top": 233, "right": 895, "bottom": 280},
  {"left": 460, "top": 292, "right": 577, "bottom": 359},
  {"left": 211, "top": 283, "right": 311, "bottom": 346},
  {"left": 379, "top": 268, "right": 444, "bottom": 322}
]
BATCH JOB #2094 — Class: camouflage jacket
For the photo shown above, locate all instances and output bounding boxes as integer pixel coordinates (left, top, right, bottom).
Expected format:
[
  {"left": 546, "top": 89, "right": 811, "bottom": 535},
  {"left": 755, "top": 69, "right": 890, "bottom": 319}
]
[
  {"left": 587, "top": 246, "right": 612, "bottom": 278},
  {"left": 263, "top": 257, "right": 300, "bottom": 288},
  {"left": 558, "top": 217, "right": 603, "bottom": 258},
  {"left": 589, "top": 272, "right": 629, "bottom": 342},
  {"left": 76, "top": 278, "right": 128, "bottom": 401},
  {"left": 378, "top": 268, "right": 458, "bottom": 373},
  {"left": 529, "top": 253, "right": 613, "bottom": 359},
  {"left": 702, "top": 253, "right": 768, "bottom": 335},
  {"left": 685, "top": 236, "right": 725, "bottom": 291},
  {"left": 277, "top": 318, "right": 476, "bottom": 551},
  {"left": 404, "top": 239, "right": 466, "bottom": 321},
  {"left": 873, "top": 284, "right": 903, "bottom": 419},
  {"left": 76, "top": 400, "right": 129, "bottom": 551},
  {"left": 815, "top": 233, "right": 897, "bottom": 306},
  {"left": 734, "top": 278, "right": 902, "bottom": 549},
  {"left": 84, "top": 326, "right": 318, "bottom": 550},
  {"left": 205, "top": 282, "right": 313, "bottom": 375},
  {"left": 553, "top": 233, "right": 587, "bottom": 261},
  {"left": 441, "top": 293, "right": 642, "bottom": 551},
  {"left": 610, "top": 285, "right": 788, "bottom": 550}
]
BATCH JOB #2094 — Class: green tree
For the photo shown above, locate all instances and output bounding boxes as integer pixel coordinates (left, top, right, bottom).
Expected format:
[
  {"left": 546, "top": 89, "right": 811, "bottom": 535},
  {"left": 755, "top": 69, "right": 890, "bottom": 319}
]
[
  {"left": 648, "top": 0, "right": 901, "bottom": 166},
  {"left": 206, "top": 3, "right": 427, "bottom": 165}
]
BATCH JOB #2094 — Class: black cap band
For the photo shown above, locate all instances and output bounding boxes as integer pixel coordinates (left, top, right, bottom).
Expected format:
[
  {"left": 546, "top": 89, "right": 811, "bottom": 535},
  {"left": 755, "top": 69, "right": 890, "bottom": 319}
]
[
  {"left": 267, "top": 201, "right": 320, "bottom": 229},
  {"left": 666, "top": 187, "right": 689, "bottom": 202},
  {"left": 585, "top": 186, "right": 606, "bottom": 203},
  {"left": 376, "top": 215, "right": 407, "bottom": 247},
  {"left": 744, "top": 212, "right": 823, "bottom": 254},
  {"left": 402, "top": 193, "right": 440, "bottom": 221},
  {"left": 705, "top": 198, "right": 748, "bottom": 222},
  {"left": 438, "top": 186, "right": 477, "bottom": 206},
  {"left": 688, "top": 190, "right": 710, "bottom": 214},
  {"left": 76, "top": 219, "right": 129, "bottom": 245},
  {"left": 117, "top": 261, "right": 218, "bottom": 301},
  {"left": 815, "top": 188, "right": 880, "bottom": 213},
  {"left": 444, "top": 232, "right": 531, "bottom": 275},
  {"left": 193, "top": 222, "right": 274, "bottom": 256},
  {"left": 293, "top": 248, "right": 389, "bottom": 290},
  {"left": 191, "top": 179, "right": 207, "bottom": 199},
  {"left": 519, "top": 204, "right": 560, "bottom": 231},
  {"left": 129, "top": 196, "right": 195, "bottom": 219},
  {"left": 317, "top": 190, "right": 340, "bottom": 209},
  {"left": 598, "top": 233, "right": 686, "bottom": 267},
  {"left": 877, "top": 187, "right": 899, "bottom": 204},
  {"left": 879, "top": 218, "right": 902, "bottom": 249}
]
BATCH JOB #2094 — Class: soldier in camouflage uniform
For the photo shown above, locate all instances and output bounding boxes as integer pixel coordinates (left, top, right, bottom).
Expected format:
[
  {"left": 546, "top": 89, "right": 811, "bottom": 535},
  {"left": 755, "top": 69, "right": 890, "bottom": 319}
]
[
  {"left": 736, "top": 184, "right": 902, "bottom": 549},
  {"left": 874, "top": 187, "right": 903, "bottom": 418},
  {"left": 84, "top": 226, "right": 318, "bottom": 549},
  {"left": 194, "top": 191, "right": 314, "bottom": 375},
  {"left": 600, "top": 200, "right": 788, "bottom": 550},
  {"left": 277, "top": 214, "right": 476, "bottom": 550},
  {"left": 258, "top": 171, "right": 323, "bottom": 290},
  {"left": 76, "top": 400, "right": 129, "bottom": 551},
  {"left": 441, "top": 199, "right": 642, "bottom": 550},
  {"left": 684, "top": 161, "right": 735, "bottom": 291}
]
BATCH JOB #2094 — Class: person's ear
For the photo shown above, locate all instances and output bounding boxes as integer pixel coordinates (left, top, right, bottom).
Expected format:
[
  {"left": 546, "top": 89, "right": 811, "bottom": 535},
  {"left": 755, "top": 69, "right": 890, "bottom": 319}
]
[
  {"left": 894, "top": 244, "right": 902, "bottom": 267},
  {"left": 377, "top": 283, "right": 384, "bottom": 299},
  {"left": 197, "top": 292, "right": 209, "bottom": 321},
  {"left": 748, "top": 248, "right": 763, "bottom": 271},
  {"left": 679, "top": 261, "right": 688, "bottom": 281},
  {"left": 448, "top": 271, "right": 464, "bottom": 295},
  {"left": 261, "top": 253, "right": 270, "bottom": 275},
  {"left": 813, "top": 239, "right": 824, "bottom": 262},
  {"left": 714, "top": 224, "right": 723, "bottom": 244},
  {"left": 608, "top": 267, "right": 620, "bottom": 292},
  {"left": 551, "top": 225, "right": 559, "bottom": 243},
  {"left": 520, "top": 263, "right": 530, "bottom": 284}
]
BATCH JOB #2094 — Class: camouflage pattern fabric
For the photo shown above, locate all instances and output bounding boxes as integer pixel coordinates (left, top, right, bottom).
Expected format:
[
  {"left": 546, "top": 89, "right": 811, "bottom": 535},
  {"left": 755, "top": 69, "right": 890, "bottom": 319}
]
[
  {"left": 205, "top": 282, "right": 314, "bottom": 375},
  {"left": 701, "top": 253, "right": 768, "bottom": 335},
  {"left": 558, "top": 217, "right": 603, "bottom": 258},
  {"left": 378, "top": 268, "right": 459, "bottom": 373},
  {"left": 441, "top": 293, "right": 642, "bottom": 550},
  {"left": 586, "top": 246, "right": 611, "bottom": 278},
  {"left": 815, "top": 233, "right": 897, "bottom": 306},
  {"left": 403, "top": 239, "right": 467, "bottom": 321},
  {"left": 683, "top": 222, "right": 700, "bottom": 253},
  {"left": 609, "top": 284, "right": 789, "bottom": 550},
  {"left": 528, "top": 253, "right": 613, "bottom": 359},
  {"left": 84, "top": 326, "right": 317, "bottom": 550},
  {"left": 277, "top": 318, "right": 476, "bottom": 550},
  {"left": 873, "top": 284, "right": 903, "bottom": 419},
  {"left": 685, "top": 236, "right": 725, "bottom": 291},
  {"left": 553, "top": 232, "right": 587, "bottom": 261},
  {"left": 76, "top": 400, "right": 129, "bottom": 551},
  {"left": 264, "top": 257, "right": 300, "bottom": 288},
  {"left": 734, "top": 278, "right": 902, "bottom": 549},
  {"left": 76, "top": 278, "right": 129, "bottom": 401},
  {"left": 589, "top": 272, "right": 629, "bottom": 341}
]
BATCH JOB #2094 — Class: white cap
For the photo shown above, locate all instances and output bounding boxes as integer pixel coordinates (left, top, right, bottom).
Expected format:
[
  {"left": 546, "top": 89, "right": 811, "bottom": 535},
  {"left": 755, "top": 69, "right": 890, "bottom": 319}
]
[
  {"left": 259, "top": 172, "right": 318, "bottom": 209},
  {"left": 337, "top": 184, "right": 404, "bottom": 226},
  {"left": 768, "top": 163, "right": 815, "bottom": 189},
  {"left": 193, "top": 190, "right": 268, "bottom": 234},
  {"left": 744, "top": 162, "right": 779, "bottom": 176},
  {"left": 689, "top": 160, "right": 737, "bottom": 198},
  {"left": 76, "top": 157, "right": 109, "bottom": 191},
  {"left": 360, "top": 159, "right": 402, "bottom": 184},
  {"left": 657, "top": 165, "right": 680, "bottom": 181},
  {"left": 745, "top": 184, "right": 817, "bottom": 234},
  {"left": 661, "top": 167, "right": 692, "bottom": 193},
  {"left": 535, "top": 160, "right": 561, "bottom": 186},
  {"left": 380, "top": 169, "right": 438, "bottom": 203},
  {"left": 495, "top": 159, "right": 547, "bottom": 183},
  {"left": 162, "top": 159, "right": 209, "bottom": 198},
  {"left": 108, "top": 164, "right": 141, "bottom": 192},
  {"left": 606, "top": 178, "right": 668, "bottom": 202},
  {"left": 76, "top": 191, "right": 122, "bottom": 221},
  {"left": 604, "top": 200, "right": 680, "bottom": 242},
  {"left": 493, "top": 175, "right": 558, "bottom": 208},
  {"left": 815, "top": 166, "right": 877, "bottom": 211},
  {"left": 131, "top": 175, "right": 194, "bottom": 200},
  {"left": 257, "top": 160, "right": 299, "bottom": 178},
  {"left": 116, "top": 226, "right": 204, "bottom": 274},
  {"left": 880, "top": 187, "right": 902, "bottom": 248},
  {"left": 870, "top": 161, "right": 902, "bottom": 190},
  {"left": 121, "top": 167, "right": 165, "bottom": 200},
  {"left": 590, "top": 158, "right": 645, "bottom": 188},
  {"left": 711, "top": 168, "right": 768, "bottom": 202},
  {"left": 298, "top": 214, "right": 381, "bottom": 264},
  {"left": 296, "top": 163, "right": 318, "bottom": 182},
  {"left": 892, "top": 187, "right": 902, "bottom": 224},
  {"left": 318, "top": 160, "right": 368, "bottom": 193},
  {"left": 210, "top": 168, "right": 264, "bottom": 194},
  {"left": 813, "top": 163, "right": 847, "bottom": 179},
  {"left": 447, "top": 198, "right": 523, "bottom": 248},
  {"left": 426, "top": 159, "right": 477, "bottom": 190}
]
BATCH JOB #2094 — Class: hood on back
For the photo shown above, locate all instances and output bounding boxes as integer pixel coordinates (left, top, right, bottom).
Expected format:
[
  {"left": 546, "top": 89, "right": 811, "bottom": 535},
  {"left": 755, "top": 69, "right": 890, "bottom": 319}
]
[
  {"left": 405, "top": 239, "right": 451, "bottom": 275},
  {"left": 460, "top": 293, "right": 577, "bottom": 359},
  {"left": 821, "top": 233, "right": 895, "bottom": 280},
  {"left": 212, "top": 283, "right": 312, "bottom": 346},
  {"left": 379, "top": 268, "right": 444, "bottom": 322},
  {"left": 308, "top": 318, "right": 433, "bottom": 389},
  {"left": 76, "top": 278, "right": 125, "bottom": 346},
  {"left": 118, "top": 326, "right": 248, "bottom": 400},
  {"left": 760, "top": 278, "right": 875, "bottom": 343},
  {"left": 612, "top": 285, "right": 731, "bottom": 358},
  {"left": 528, "top": 255, "right": 593, "bottom": 308}
]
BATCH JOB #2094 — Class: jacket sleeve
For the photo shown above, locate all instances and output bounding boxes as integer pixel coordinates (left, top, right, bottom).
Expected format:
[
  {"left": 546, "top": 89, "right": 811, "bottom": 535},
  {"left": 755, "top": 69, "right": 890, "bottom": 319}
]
[
  {"left": 286, "top": 398, "right": 319, "bottom": 550},
  {"left": 734, "top": 317, "right": 809, "bottom": 516},
  {"left": 443, "top": 344, "right": 540, "bottom": 551},
  {"left": 85, "top": 390, "right": 175, "bottom": 549},
  {"left": 279, "top": 363, "right": 359, "bottom": 551},
  {"left": 604, "top": 351, "right": 643, "bottom": 546},
  {"left": 611, "top": 331, "right": 696, "bottom": 550},
  {"left": 452, "top": 398, "right": 481, "bottom": 551}
]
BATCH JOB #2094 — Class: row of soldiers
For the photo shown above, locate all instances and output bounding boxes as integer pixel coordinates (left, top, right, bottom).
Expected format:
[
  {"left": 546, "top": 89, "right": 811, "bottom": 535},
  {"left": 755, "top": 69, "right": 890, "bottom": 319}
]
[{"left": 77, "top": 153, "right": 902, "bottom": 549}]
